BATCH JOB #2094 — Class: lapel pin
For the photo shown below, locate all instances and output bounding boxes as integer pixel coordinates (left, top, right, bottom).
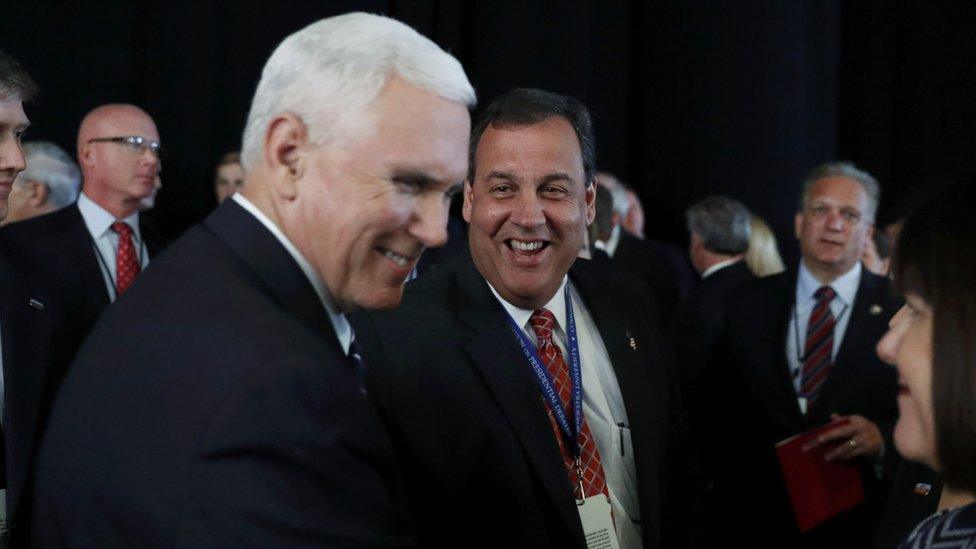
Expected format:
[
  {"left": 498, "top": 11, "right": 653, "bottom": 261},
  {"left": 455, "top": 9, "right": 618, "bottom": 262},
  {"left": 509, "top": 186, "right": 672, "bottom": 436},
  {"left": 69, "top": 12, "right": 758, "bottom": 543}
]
[
  {"left": 913, "top": 483, "right": 932, "bottom": 496},
  {"left": 869, "top": 304, "right": 882, "bottom": 316},
  {"left": 28, "top": 298, "right": 45, "bottom": 311},
  {"left": 626, "top": 330, "right": 637, "bottom": 351}
]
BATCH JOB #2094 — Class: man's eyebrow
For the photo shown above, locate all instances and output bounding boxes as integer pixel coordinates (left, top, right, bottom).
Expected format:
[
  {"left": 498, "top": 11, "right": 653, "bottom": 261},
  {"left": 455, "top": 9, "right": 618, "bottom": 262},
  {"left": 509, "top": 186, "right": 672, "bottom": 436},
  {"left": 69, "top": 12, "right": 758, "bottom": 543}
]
[
  {"left": 538, "top": 172, "right": 575, "bottom": 185},
  {"left": 485, "top": 170, "right": 517, "bottom": 182},
  {"left": 391, "top": 170, "right": 439, "bottom": 186}
]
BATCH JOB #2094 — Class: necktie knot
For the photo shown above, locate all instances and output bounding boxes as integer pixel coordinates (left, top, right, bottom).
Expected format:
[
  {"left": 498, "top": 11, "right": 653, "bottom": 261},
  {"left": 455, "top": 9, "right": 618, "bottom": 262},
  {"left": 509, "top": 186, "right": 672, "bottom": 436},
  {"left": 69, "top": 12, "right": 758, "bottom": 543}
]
[
  {"left": 529, "top": 309, "right": 556, "bottom": 343},
  {"left": 112, "top": 221, "right": 133, "bottom": 238},
  {"left": 814, "top": 285, "right": 836, "bottom": 303}
]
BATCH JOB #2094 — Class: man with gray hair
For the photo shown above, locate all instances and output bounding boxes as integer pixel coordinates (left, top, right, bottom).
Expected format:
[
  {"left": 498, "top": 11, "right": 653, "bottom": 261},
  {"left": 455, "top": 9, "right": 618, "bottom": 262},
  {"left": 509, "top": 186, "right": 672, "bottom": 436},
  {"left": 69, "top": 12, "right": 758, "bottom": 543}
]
[
  {"left": 32, "top": 13, "right": 474, "bottom": 547},
  {"left": 670, "top": 196, "right": 755, "bottom": 379},
  {"left": 1, "top": 141, "right": 80, "bottom": 226},
  {"left": 706, "top": 161, "right": 901, "bottom": 546}
]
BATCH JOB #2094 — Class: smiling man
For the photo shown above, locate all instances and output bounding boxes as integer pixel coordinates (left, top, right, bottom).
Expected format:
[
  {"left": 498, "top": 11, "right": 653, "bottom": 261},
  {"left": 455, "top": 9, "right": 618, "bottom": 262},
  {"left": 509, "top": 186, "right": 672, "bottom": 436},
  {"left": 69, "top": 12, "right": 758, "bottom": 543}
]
[
  {"left": 354, "top": 88, "right": 698, "bottom": 548},
  {"left": 708, "top": 162, "right": 901, "bottom": 546},
  {"left": 31, "top": 13, "right": 474, "bottom": 547}
]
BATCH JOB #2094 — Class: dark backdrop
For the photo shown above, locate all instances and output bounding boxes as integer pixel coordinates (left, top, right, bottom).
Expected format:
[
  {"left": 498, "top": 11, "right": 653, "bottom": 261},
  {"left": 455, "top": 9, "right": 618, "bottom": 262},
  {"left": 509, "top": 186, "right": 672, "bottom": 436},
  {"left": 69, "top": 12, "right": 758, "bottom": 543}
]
[{"left": 5, "top": 1, "right": 974, "bottom": 266}]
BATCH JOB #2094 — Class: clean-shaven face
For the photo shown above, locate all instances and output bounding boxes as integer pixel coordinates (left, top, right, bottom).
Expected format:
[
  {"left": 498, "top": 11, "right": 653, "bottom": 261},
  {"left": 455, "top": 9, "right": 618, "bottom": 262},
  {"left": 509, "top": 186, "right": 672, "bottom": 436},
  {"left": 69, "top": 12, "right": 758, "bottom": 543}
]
[
  {"left": 285, "top": 78, "right": 471, "bottom": 311},
  {"left": 464, "top": 116, "right": 595, "bottom": 309}
]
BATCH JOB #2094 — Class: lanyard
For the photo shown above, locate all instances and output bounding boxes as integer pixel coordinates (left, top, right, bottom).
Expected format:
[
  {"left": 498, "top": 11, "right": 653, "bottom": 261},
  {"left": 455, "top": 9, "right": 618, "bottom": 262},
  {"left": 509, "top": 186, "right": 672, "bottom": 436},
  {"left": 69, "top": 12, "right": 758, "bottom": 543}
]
[{"left": 504, "top": 285, "right": 584, "bottom": 459}]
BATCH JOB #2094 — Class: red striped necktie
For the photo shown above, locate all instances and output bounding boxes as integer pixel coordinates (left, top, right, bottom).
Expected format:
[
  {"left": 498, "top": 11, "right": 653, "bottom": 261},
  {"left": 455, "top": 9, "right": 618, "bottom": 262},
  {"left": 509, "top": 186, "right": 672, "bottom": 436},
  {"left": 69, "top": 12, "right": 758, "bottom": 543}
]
[{"left": 800, "top": 285, "right": 837, "bottom": 404}]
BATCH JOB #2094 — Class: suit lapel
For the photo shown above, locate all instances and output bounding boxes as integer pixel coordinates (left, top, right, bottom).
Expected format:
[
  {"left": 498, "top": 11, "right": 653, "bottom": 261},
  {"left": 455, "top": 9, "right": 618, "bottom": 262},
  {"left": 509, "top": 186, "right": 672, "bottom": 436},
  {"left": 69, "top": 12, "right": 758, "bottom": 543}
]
[
  {"left": 569, "top": 261, "right": 665, "bottom": 534},
  {"left": 62, "top": 206, "right": 111, "bottom": 323},
  {"left": 808, "top": 270, "right": 887, "bottom": 419},
  {"left": 204, "top": 200, "right": 344, "bottom": 356},
  {"left": 0, "top": 251, "right": 51, "bottom": 520},
  {"left": 455, "top": 261, "right": 586, "bottom": 545}
]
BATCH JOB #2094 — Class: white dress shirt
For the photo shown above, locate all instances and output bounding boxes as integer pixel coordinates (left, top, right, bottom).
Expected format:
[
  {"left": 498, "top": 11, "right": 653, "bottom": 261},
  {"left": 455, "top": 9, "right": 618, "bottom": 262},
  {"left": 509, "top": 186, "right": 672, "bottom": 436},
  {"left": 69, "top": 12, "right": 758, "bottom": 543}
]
[
  {"left": 232, "top": 194, "right": 351, "bottom": 354},
  {"left": 700, "top": 257, "right": 740, "bottom": 280},
  {"left": 488, "top": 277, "right": 642, "bottom": 549},
  {"left": 593, "top": 224, "right": 623, "bottom": 258},
  {"left": 77, "top": 192, "right": 150, "bottom": 302},
  {"left": 787, "top": 261, "right": 862, "bottom": 412}
]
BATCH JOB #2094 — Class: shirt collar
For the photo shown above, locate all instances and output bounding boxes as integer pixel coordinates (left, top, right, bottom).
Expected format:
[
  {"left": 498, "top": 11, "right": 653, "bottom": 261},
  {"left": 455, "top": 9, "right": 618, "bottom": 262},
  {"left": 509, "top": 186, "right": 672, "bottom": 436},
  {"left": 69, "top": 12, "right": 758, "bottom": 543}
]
[
  {"left": 701, "top": 257, "right": 741, "bottom": 280},
  {"left": 487, "top": 276, "right": 570, "bottom": 336},
  {"left": 231, "top": 194, "right": 351, "bottom": 353},
  {"left": 594, "top": 225, "right": 623, "bottom": 258},
  {"left": 77, "top": 191, "right": 142, "bottom": 242},
  {"left": 796, "top": 260, "right": 862, "bottom": 308}
]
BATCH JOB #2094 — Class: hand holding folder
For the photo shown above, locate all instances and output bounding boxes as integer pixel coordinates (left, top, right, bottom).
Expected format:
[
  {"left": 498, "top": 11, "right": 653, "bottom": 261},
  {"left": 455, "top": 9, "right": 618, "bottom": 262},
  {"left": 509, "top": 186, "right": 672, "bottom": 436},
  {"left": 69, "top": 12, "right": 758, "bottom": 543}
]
[{"left": 775, "top": 418, "right": 865, "bottom": 533}]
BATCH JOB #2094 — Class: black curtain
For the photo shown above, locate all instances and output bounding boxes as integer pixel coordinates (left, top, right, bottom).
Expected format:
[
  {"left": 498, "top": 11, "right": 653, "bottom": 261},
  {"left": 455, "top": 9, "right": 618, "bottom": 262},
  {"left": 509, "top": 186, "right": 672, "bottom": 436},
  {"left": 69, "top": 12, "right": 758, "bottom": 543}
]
[{"left": 5, "top": 1, "right": 971, "bottom": 267}]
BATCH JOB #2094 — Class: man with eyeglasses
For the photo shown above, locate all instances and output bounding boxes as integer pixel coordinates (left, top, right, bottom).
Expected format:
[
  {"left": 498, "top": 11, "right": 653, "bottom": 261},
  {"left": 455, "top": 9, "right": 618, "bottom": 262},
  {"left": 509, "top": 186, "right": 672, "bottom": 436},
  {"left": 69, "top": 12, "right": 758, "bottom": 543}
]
[
  {"left": 2, "top": 103, "right": 167, "bottom": 331},
  {"left": 0, "top": 107, "right": 168, "bottom": 544},
  {"left": 701, "top": 162, "right": 901, "bottom": 546}
]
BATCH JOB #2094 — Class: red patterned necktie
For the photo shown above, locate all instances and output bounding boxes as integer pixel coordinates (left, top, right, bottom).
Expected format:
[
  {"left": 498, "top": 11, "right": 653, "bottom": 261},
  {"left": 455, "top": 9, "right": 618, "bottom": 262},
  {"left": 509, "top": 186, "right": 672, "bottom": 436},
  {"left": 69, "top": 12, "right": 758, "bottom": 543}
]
[
  {"left": 800, "top": 285, "right": 837, "bottom": 404},
  {"left": 112, "top": 221, "right": 140, "bottom": 294},
  {"left": 529, "top": 308, "right": 609, "bottom": 500}
]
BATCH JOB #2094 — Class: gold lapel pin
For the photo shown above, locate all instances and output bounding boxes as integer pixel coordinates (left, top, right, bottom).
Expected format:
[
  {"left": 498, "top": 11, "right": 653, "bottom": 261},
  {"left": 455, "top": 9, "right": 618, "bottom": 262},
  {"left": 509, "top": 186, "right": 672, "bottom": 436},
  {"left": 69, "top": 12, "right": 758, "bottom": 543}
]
[{"left": 870, "top": 304, "right": 883, "bottom": 316}]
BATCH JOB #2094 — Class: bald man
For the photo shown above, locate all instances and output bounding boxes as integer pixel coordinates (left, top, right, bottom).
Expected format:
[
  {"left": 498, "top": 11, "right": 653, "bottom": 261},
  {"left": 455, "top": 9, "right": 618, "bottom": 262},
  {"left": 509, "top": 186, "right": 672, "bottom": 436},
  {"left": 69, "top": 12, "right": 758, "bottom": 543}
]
[{"left": 0, "top": 105, "right": 169, "bottom": 423}]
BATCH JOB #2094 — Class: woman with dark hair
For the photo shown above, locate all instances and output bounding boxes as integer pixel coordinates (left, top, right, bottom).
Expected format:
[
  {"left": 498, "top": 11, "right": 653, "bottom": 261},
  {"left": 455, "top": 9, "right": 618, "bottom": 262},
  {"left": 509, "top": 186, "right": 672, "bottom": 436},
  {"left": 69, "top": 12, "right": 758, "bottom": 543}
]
[{"left": 876, "top": 179, "right": 976, "bottom": 547}]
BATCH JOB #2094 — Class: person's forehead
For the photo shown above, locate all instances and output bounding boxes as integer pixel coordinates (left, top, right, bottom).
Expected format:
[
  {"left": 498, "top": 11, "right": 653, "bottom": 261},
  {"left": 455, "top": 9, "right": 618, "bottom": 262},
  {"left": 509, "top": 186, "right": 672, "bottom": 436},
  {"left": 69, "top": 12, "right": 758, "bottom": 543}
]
[
  {"left": 0, "top": 98, "right": 28, "bottom": 126},
  {"left": 98, "top": 109, "right": 159, "bottom": 139},
  {"left": 809, "top": 175, "right": 867, "bottom": 205},
  {"left": 476, "top": 118, "right": 582, "bottom": 167}
]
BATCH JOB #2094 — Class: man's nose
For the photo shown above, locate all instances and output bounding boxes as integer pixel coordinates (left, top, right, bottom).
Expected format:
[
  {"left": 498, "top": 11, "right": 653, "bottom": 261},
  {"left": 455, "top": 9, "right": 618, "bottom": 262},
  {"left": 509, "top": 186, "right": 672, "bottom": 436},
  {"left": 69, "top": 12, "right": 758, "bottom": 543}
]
[
  {"left": 411, "top": 195, "right": 450, "bottom": 249},
  {"left": 511, "top": 192, "right": 545, "bottom": 229}
]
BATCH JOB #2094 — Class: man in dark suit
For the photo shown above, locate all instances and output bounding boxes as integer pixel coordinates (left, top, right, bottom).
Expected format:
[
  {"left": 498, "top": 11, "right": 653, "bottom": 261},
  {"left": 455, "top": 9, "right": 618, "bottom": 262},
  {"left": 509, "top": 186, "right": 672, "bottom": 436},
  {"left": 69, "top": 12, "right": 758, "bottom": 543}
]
[
  {"left": 591, "top": 173, "right": 683, "bottom": 317},
  {"left": 1, "top": 103, "right": 168, "bottom": 363},
  {"left": 0, "top": 49, "right": 71, "bottom": 547},
  {"left": 668, "top": 196, "right": 755, "bottom": 447},
  {"left": 31, "top": 13, "right": 475, "bottom": 547},
  {"left": 709, "top": 162, "right": 901, "bottom": 546},
  {"left": 355, "top": 89, "right": 699, "bottom": 548},
  {"left": 669, "top": 196, "right": 755, "bottom": 383}
]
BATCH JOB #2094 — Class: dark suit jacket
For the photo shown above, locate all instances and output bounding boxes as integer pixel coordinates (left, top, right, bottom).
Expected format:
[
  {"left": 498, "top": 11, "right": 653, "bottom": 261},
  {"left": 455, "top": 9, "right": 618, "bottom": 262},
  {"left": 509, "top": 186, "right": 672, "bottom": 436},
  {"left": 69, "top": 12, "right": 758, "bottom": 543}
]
[
  {"left": 0, "top": 203, "right": 166, "bottom": 367},
  {"left": 669, "top": 260, "right": 755, "bottom": 382},
  {"left": 0, "top": 243, "right": 61, "bottom": 545},
  {"left": 354, "top": 255, "right": 702, "bottom": 548},
  {"left": 31, "top": 200, "right": 412, "bottom": 547},
  {"left": 707, "top": 267, "right": 901, "bottom": 546},
  {"left": 668, "top": 261, "right": 755, "bottom": 454},
  {"left": 873, "top": 461, "right": 942, "bottom": 549},
  {"left": 607, "top": 231, "right": 683, "bottom": 318}
]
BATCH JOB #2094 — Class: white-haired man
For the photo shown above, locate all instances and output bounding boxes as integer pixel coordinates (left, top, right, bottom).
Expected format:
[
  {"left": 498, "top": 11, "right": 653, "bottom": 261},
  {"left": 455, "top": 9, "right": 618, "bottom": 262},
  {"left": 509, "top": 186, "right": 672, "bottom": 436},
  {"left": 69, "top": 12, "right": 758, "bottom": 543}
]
[
  {"left": 1, "top": 141, "right": 81, "bottom": 226},
  {"left": 32, "top": 13, "right": 474, "bottom": 547}
]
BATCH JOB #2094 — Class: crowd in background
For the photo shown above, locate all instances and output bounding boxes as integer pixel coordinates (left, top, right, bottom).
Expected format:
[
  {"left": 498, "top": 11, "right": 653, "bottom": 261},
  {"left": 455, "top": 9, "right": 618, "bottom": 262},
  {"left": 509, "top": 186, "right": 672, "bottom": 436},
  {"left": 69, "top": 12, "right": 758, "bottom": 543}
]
[{"left": 0, "top": 10, "right": 974, "bottom": 549}]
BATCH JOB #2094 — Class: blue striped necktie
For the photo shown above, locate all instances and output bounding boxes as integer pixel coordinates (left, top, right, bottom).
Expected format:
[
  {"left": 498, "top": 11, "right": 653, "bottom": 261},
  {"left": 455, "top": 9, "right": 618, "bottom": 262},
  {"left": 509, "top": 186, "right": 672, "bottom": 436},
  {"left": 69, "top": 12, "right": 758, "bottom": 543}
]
[{"left": 800, "top": 286, "right": 837, "bottom": 405}]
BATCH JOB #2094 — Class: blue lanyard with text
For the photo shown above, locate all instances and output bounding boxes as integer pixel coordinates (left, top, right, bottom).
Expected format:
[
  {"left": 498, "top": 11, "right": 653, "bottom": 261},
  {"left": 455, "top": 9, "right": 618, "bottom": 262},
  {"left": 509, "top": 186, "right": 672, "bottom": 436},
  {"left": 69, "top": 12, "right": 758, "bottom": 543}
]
[{"left": 504, "top": 285, "right": 584, "bottom": 459}]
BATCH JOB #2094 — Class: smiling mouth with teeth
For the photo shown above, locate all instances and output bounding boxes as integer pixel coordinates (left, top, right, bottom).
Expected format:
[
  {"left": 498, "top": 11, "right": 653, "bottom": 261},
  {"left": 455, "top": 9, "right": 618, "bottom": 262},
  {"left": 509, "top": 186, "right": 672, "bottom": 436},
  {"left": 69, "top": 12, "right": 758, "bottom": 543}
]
[
  {"left": 507, "top": 239, "right": 547, "bottom": 252},
  {"left": 381, "top": 249, "right": 411, "bottom": 268}
]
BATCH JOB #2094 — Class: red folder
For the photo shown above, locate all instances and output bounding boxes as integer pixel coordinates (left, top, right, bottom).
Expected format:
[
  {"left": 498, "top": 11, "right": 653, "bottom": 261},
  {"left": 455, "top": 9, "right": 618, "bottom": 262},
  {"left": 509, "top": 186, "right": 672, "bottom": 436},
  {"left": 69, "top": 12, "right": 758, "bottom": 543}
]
[{"left": 774, "top": 418, "right": 865, "bottom": 533}]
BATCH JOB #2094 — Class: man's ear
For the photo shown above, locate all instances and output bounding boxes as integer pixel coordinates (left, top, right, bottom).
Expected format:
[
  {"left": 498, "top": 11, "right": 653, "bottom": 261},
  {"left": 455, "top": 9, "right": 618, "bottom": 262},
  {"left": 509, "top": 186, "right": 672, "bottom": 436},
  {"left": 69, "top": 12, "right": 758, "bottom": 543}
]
[
  {"left": 584, "top": 181, "right": 596, "bottom": 226},
  {"left": 79, "top": 143, "right": 96, "bottom": 169},
  {"left": 794, "top": 212, "right": 803, "bottom": 240},
  {"left": 462, "top": 180, "right": 474, "bottom": 223},
  {"left": 263, "top": 112, "right": 308, "bottom": 200},
  {"left": 27, "top": 181, "right": 49, "bottom": 207}
]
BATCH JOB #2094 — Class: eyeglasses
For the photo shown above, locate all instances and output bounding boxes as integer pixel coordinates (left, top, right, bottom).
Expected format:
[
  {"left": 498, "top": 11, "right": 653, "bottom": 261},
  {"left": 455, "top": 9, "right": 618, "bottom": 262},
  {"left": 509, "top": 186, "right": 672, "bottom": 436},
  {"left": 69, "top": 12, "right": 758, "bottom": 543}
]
[{"left": 88, "top": 136, "right": 165, "bottom": 159}]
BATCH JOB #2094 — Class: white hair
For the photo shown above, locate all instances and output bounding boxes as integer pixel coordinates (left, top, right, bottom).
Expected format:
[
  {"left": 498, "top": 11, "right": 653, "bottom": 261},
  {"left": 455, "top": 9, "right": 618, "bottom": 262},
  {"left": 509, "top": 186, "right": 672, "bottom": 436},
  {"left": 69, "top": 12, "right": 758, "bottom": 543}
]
[
  {"left": 15, "top": 141, "right": 81, "bottom": 209},
  {"left": 595, "top": 172, "right": 630, "bottom": 217},
  {"left": 241, "top": 12, "right": 476, "bottom": 172}
]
